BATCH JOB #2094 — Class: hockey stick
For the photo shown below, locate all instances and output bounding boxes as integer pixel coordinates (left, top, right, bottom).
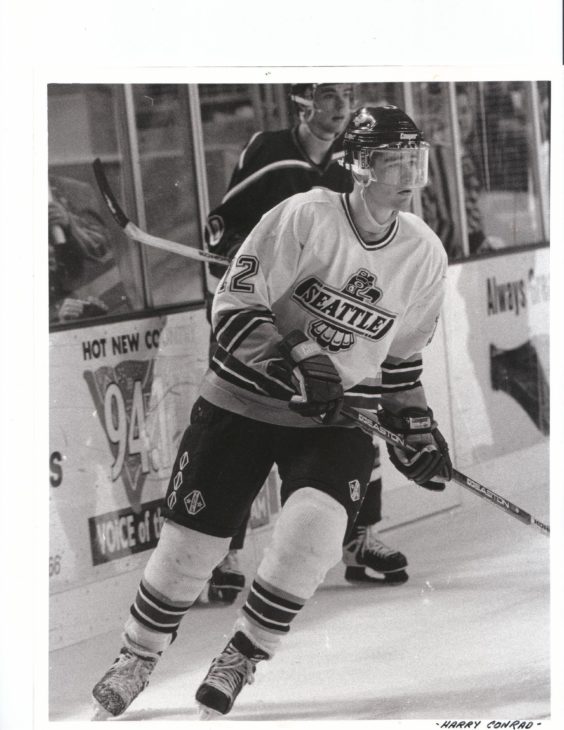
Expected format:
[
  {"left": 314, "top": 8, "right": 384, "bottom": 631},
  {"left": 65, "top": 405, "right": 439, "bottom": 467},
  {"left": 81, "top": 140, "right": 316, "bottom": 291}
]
[
  {"left": 92, "top": 158, "right": 230, "bottom": 268},
  {"left": 341, "top": 405, "right": 550, "bottom": 537}
]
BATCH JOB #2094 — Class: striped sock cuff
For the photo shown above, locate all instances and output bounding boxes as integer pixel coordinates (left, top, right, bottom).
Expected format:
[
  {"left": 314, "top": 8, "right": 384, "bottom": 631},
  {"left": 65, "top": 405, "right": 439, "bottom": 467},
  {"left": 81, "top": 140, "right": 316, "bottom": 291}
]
[
  {"left": 242, "top": 578, "right": 305, "bottom": 635},
  {"left": 130, "top": 580, "right": 192, "bottom": 635}
]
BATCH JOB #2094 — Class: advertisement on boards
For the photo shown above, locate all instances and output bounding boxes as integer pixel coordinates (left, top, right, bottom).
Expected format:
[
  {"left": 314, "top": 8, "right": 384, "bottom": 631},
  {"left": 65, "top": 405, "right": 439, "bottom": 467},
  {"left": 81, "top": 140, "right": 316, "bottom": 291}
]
[
  {"left": 49, "top": 312, "right": 208, "bottom": 591},
  {"left": 443, "top": 247, "right": 549, "bottom": 467},
  {"left": 49, "top": 309, "right": 282, "bottom": 599}
]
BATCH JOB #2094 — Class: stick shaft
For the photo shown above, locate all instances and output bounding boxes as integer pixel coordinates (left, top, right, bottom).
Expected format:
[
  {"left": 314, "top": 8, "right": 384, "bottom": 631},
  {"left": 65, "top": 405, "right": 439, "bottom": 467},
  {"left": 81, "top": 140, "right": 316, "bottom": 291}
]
[
  {"left": 124, "top": 221, "right": 229, "bottom": 266},
  {"left": 341, "top": 406, "right": 549, "bottom": 537},
  {"left": 92, "top": 158, "right": 229, "bottom": 267}
]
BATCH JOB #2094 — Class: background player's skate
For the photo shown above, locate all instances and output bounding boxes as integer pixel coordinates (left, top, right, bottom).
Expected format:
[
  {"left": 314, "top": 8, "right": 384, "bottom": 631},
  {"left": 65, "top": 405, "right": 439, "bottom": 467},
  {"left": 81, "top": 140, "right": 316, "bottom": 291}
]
[
  {"left": 197, "top": 550, "right": 246, "bottom": 605},
  {"left": 343, "top": 524, "right": 408, "bottom": 584}
]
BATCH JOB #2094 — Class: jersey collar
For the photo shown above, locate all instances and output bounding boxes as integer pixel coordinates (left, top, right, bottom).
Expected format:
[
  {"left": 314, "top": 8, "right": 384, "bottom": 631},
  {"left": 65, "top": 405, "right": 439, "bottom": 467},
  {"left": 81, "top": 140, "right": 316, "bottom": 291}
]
[{"left": 341, "top": 194, "right": 399, "bottom": 250}]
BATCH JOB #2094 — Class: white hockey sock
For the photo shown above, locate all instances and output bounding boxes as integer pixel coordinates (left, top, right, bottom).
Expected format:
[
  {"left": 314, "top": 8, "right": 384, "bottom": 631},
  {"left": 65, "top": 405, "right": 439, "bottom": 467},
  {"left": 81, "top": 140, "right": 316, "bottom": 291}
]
[
  {"left": 125, "top": 520, "right": 231, "bottom": 653},
  {"left": 236, "top": 487, "right": 347, "bottom": 656}
]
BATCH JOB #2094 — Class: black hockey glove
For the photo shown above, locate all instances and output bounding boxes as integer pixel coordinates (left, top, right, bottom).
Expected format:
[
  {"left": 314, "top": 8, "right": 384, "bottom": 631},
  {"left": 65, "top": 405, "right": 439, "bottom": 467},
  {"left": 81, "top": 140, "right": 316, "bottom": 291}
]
[
  {"left": 268, "top": 330, "right": 344, "bottom": 424},
  {"left": 379, "top": 407, "right": 452, "bottom": 491}
]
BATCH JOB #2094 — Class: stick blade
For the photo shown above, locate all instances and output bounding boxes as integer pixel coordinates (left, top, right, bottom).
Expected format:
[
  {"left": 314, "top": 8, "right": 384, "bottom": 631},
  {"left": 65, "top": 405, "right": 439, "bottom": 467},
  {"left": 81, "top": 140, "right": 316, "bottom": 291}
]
[{"left": 92, "top": 158, "right": 131, "bottom": 229}]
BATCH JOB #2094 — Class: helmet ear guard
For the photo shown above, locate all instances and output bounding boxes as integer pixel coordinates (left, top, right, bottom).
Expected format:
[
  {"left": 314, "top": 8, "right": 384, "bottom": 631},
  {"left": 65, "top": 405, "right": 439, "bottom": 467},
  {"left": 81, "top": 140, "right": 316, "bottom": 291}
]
[
  {"left": 350, "top": 168, "right": 371, "bottom": 190},
  {"left": 290, "top": 84, "right": 316, "bottom": 121}
]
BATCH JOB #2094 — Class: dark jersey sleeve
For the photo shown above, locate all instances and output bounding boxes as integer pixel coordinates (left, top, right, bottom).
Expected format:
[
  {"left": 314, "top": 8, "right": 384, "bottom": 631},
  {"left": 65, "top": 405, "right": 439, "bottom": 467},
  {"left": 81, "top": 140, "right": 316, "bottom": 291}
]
[{"left": 205, "top": 132, "right": 282, "bottom": 275}]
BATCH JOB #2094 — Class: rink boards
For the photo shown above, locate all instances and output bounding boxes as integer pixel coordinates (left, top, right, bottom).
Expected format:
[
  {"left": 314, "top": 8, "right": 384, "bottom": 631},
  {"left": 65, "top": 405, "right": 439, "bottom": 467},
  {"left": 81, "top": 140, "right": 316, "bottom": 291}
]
[{"left": 48, "top": 247, "right": 549, "bottom": 649}]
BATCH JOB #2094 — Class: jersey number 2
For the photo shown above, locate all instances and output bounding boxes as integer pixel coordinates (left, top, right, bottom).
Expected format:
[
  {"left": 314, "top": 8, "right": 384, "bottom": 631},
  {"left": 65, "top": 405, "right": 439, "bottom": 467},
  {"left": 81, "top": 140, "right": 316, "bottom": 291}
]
[{"left": 230, "top": 255, "right": 259, "bottom": 293}]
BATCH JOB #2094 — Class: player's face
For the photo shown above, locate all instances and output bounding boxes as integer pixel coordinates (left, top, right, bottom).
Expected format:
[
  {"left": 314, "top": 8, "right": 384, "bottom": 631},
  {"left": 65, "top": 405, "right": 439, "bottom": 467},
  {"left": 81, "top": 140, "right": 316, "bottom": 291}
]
[
  {"left": 365, "top": 178, "right": 415, "bottom": 212},
  {"left": 362, "top": 149, "right": 429, "bottom": 212},
  {"left": 368, "top": 148, "right": 429, "bottom": 188},
  {"left": 308, "top": 84, "right": 354, "bottom": 139}
]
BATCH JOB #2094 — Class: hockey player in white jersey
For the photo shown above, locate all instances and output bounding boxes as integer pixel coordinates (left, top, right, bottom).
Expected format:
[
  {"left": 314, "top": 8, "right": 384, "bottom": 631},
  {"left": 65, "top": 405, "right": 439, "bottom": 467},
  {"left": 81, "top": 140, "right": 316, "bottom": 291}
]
[
  {"left": 91, "top": 105, "right": 452, "bottom": 720},
  {"left": 203, "top": 83, "right": 409, "bottom": 604}
]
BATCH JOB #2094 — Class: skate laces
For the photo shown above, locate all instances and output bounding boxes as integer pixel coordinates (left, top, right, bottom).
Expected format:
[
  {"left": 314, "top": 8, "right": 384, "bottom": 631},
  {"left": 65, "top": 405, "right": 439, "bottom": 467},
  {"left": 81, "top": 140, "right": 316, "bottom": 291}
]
[
  {"left": 204, "top": 645, "right": 256, "bottom": 697},
  {"left": 358, "top": 527, "right": 397, "bottom": 559},
  {"left": 107, "top": 649, "right": 157, "bottom": 696}
]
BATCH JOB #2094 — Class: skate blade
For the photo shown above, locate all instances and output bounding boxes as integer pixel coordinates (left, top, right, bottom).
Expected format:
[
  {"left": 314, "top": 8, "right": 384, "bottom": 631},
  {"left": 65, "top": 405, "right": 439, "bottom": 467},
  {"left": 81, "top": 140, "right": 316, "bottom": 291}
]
[
  {"left": 366, "top": 567, "right": 409, "bottom": 584},
  {"left": 91, "top": 699, "right": 113, "bottom": 721},
  {"left": 198, "top": 704, "right": 223, "bottom": 721},
  {"left": 345, "top": 566, "right": 409, "bottom": 584}
]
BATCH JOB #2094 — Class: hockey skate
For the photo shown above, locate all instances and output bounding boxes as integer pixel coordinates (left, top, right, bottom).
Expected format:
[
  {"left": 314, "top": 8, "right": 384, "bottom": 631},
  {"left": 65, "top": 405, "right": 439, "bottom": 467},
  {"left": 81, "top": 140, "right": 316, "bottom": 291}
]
[
  {"left": 195, "top": 631, "right": 269, "bottom": 719},
  {"left": 343, "top": 525, "right": 408, "bottom": 584},
  {"left": 91, "top": 643, "right": 160, "bottom": 719}
]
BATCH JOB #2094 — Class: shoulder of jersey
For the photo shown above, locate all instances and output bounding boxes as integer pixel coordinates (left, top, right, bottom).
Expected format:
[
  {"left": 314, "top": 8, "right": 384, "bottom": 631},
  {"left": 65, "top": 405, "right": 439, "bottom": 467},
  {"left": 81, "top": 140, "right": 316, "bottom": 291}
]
[
  {"left": 244, "top": 128, "right": 295, "bottom": 163},
  {"left": 263, "top": 188, "right": 339, "bottom": 229},
  {"left": 281, "top": 186, "right": 340, "bottom": 212},
  {"left": 400, "top": 211, "right": 447, "bottom": 259}
]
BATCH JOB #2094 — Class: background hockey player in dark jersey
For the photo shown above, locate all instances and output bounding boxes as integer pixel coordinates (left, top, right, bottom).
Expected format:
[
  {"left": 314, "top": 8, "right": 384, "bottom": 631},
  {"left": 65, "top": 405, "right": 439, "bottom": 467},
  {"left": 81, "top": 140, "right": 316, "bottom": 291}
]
[
  {"left": 202, "top": 83, "right": 408, "bottom": 604},
  {"left": 91, "top": 105, "right": 452, "bottom": 721},
  {"left": 205, "top": 83, "right": 354, "bottom": 271}
]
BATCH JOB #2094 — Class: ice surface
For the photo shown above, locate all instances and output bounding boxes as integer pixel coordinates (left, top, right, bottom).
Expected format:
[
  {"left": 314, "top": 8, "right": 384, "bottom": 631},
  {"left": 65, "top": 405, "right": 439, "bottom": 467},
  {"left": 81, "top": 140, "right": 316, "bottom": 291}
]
[{"left": 48, "top": 449, "right": 551, "bottom": 724}]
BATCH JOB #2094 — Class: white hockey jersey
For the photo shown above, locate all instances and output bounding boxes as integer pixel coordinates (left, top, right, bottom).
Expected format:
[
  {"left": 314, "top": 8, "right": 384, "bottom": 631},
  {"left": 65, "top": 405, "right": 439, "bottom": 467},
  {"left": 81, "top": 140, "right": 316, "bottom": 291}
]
[{"left": 200, "top": 188, "right": 447, "bottom": 427}]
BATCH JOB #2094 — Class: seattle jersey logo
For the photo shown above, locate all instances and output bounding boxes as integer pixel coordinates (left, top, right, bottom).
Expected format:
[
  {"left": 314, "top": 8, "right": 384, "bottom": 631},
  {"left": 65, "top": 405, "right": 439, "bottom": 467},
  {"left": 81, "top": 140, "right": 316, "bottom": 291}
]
[{"left": 292, "top": 269, "right": 396, "bottom": 352}]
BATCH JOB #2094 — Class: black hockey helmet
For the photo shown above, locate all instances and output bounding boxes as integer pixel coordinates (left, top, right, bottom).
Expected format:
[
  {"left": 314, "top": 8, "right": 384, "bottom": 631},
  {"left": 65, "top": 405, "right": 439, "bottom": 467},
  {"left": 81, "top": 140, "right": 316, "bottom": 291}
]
[
  {"left": 290, "top": 83, "right": 315, "bottom": 104},
  {"left": 342, "top": 105, "right": 429, "bottom": 187}
]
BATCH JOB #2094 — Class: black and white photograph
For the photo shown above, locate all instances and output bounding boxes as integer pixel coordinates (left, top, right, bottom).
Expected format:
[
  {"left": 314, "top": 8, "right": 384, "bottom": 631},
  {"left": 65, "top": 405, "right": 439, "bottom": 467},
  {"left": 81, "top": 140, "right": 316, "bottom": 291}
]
[
  {"left": 1, "top": 2, "right": 562, "bottom": 729},
  {"left": 44, "top": 75, "right": 552, "bottom": 722}
]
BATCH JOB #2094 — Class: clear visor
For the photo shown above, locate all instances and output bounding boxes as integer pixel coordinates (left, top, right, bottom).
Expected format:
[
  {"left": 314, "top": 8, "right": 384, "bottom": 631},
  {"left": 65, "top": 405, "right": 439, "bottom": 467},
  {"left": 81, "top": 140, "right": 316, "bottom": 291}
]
[{"left": 366, "top": 144, "right": 429, "bottom": 188}]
